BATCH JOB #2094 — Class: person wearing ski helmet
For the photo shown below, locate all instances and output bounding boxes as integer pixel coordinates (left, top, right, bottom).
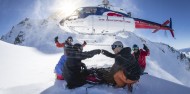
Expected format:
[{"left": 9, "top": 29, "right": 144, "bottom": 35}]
[
  {"left": 54, "top": 36, "right": 87, "bottom": 80},
  {"left": 132, "top": 44, "right": 150, "bottom": 72},
  {"left": 63, "top": 43, "right": 101, "bottom": 89},
  {"left": 100, "top": 41, "right": 141, "bottom": 92}
]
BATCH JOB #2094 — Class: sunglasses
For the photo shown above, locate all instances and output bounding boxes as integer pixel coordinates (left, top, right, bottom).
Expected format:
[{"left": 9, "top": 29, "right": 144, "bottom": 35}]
[{"left": 111, "top": 45, "right": 123, "bottom": 50}]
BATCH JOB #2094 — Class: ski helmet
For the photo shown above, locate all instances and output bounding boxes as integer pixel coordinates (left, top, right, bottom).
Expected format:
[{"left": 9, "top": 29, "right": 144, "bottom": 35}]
[{"left": 111, "top": 41, "right": 123, "bottom": 50}]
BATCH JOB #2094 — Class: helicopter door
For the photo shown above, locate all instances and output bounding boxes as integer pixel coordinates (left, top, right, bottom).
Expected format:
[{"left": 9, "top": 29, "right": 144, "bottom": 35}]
[
  {"left": 82, "top": 7, "right": 98, "bottom": 34},
  {"left": 90, "top": 15, "right": 107, "bottom": 34},
  {"left": 106, "top": 15, "right": 125, "bottom": 33}
]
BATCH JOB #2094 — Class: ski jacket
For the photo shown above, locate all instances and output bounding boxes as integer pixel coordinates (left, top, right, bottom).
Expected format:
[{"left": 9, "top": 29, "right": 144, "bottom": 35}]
[
  {"left": 132, "top": 49, "right": 150, "bottom": 70},
  {"left": 102, "top": 47, "right": 135, "bottom": 60},
  {"left": 54, "top": 55, "right": 67, "bottom": 75},
  {"left": 101, "top": 47, "right": 141, "bottom": 87},
  {"left": 55, "top": 41, "right": 73, "bottom": 55},
  {"left": 63, "top": 49, "right": 101, "bottom": 89},
  {"left": 54, "top": 41, "right": 86, "bottom": 79},
  {"left": 55, "top": 41, "right": 86, "bottom": 55}
]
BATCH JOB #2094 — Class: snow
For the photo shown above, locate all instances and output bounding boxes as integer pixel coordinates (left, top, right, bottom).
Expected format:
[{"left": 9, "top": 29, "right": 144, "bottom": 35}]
[
  {"left": 1, "top": 17, "right": 190, "bottom": 94},
  {"left": 1, "top": 38, "right": 190, "bottom": 94},
  {"left": 0, "top": 41, "right": 58, "bottom": 89}
]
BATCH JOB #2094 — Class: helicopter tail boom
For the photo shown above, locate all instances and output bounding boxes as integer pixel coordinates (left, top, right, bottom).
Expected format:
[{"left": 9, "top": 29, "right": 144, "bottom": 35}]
[{"left": 134, "top": 18, "right": 174, "bottom": 38}]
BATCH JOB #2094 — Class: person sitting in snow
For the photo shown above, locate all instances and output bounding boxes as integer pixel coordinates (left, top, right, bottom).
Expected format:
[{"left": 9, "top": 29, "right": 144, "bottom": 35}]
[
  {"left": 132, "top": 44, "right": 150, "bottom": 72},
  {"left": 97, "top": 41, "right": 142, "bottom": 92},
  {"left": 63, "top": 43, "right": 101, "bottom": 89},
  {"left": 54, "top": 36, "right": 87, "bottom": 80}
]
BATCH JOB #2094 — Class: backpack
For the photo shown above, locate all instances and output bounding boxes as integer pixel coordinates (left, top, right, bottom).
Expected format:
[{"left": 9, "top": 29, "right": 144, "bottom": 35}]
[{"left": 86, "top": 67, "right": 111, "bottom": 85}]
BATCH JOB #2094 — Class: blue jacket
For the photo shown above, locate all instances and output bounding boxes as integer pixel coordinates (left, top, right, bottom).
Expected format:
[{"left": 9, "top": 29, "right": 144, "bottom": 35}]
[{"left": 54, "top": 55, "right": 67, "bottom": 75}]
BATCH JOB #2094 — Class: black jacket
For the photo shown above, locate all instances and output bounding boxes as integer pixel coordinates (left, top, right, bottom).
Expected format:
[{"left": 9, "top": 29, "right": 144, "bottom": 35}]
[
  {"left": 63, "top": 49, "right": 101, "bottom": 89},
  {"left": 101, "top": 47, "right": 141, "bottom": 84},
  {"left": 102, "top": 47, "right": 132, "bottom": 58}
]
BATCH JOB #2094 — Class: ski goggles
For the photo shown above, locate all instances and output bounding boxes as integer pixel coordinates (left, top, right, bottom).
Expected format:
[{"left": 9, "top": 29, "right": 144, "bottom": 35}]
[
  {"left": 67, "top": 38, "right": 73, "bottom": 42},
  {"left": 111, "top": 45, "right": 123, "bottom": 50},
  {"left": 132, "top": 47, "right": 139, "bottom": 51}
]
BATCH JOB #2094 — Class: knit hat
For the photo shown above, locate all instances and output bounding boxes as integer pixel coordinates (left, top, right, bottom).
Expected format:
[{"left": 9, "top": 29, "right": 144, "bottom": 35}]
[
  {"left": 132, "top": 44, "right": 139, "bottom": 49},
  {"left": 73, "top": 43, "right": 83, "bottom": 52}
]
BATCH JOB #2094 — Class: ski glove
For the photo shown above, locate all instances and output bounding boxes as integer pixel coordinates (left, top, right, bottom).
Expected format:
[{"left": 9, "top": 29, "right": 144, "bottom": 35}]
[
  {"left": 143, "top": 44, "right": 149, "bottom": 51},
  {"left": 81, "top": 62, "right": 87, "bottom": 70},
  {"left": 101, "top": 50, "right": 108, "bottom": 54},
  {"left": 101, "top": 50, "right": 116, "bottom": 58},
  {"left": 54, "top": 36, "right": 58, "bottom": 43}
]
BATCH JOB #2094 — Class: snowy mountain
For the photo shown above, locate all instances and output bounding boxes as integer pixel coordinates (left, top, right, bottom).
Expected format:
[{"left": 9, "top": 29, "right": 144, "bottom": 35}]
[
  {"left": 1, "top": 40, "right": 190, "bottom": 94},
  {"left": 1, "top": 17, "right": 190, "bottom": 93},
  {"left": 0, "top": 17, "right": 69, "bottom": 54},
  {"left": 180, "top": 48, "right": 190, "bottom": 58}
]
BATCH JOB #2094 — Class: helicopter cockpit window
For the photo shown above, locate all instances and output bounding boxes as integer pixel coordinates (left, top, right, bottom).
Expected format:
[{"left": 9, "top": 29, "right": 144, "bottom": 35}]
[
  {"left": 100, "top": 8, "right": 105, "bottom": 14},
  {"left": 71, "top": 10, "right": 79, "bottom": 16},
  {"left": 68, "top": 10, "right": 81, "bottom": 20},
  {"left": 83, "top": 7, "right": 97, "bottom": 14},
  {"left": 77, "top": 8, "right": 83, "bottom": 12},
  {"left": 68, "top": 15, "right": 78, "bottom": 20}
]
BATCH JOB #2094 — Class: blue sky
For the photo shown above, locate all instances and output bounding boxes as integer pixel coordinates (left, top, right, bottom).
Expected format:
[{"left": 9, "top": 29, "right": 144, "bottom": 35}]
[
  {"left": 0, "top": 0, "right": 34, "bottom": 34},
  {"left": 131, "top": 0, "right": 190, "bottom": 50},
  {"left": 0, "top": 0, "right": 189, "bottom": 49}
]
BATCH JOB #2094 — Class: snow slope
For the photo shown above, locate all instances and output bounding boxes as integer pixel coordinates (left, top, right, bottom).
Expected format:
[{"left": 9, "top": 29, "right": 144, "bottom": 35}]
[
  {"left": 0, "top": 41, "right": 58, "bottom": 88},
  {"left": 0, "top": 40, "right": 190, "bottom": 94}
]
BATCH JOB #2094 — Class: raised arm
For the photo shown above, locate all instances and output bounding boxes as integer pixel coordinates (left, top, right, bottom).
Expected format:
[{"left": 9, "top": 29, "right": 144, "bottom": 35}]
[
  {"left": 101, "top": 50, "right": 116, "bottom": 58},
  {"left": 82, "top": 41, "right": 87, "bottom": 47},
  {"left": 67, "top": 49, "right": 101, "bottom": 60},
  {"left": 142, "top": 44, "right": 150, "bottom": 56},
  {"left": 80, "top": 49, "right": 101, "bottom": 60},
  {"left": 54, "top": 36, "right": 65, "bottom": 48}
]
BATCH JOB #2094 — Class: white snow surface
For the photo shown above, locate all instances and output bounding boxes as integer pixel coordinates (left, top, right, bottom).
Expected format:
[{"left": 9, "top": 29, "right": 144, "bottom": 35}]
[
  {"left": 1, "top": 18, "right": 190, "bottom": 94},
  {"left": 0, "top": 41, "right": 190, "bottom": 94}
]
